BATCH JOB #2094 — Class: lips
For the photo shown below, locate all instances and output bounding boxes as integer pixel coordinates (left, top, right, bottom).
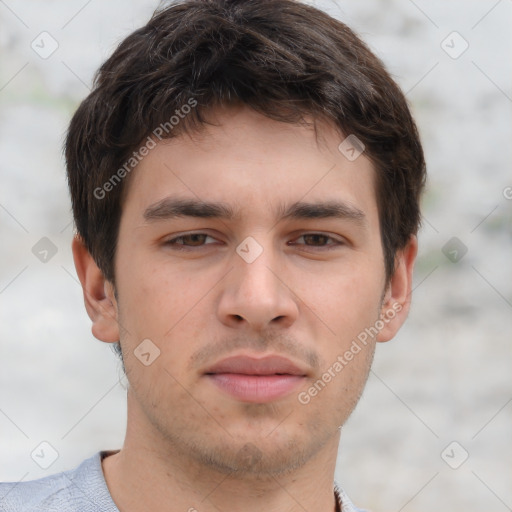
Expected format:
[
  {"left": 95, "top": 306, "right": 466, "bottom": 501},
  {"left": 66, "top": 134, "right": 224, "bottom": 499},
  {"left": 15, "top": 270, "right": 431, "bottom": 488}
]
[
  {"left": 204, "top": 354, "right": 308, "bottom": 403},
  {"left": 205, "top": 355, "right": 308, "bottom": 377}
]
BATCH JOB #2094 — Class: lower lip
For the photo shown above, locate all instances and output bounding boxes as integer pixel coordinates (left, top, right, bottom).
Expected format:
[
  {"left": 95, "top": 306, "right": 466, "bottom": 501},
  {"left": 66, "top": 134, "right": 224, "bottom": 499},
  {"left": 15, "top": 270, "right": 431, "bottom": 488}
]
[{"left": 206, "top": 373, "right": 305, "bottom": 403}]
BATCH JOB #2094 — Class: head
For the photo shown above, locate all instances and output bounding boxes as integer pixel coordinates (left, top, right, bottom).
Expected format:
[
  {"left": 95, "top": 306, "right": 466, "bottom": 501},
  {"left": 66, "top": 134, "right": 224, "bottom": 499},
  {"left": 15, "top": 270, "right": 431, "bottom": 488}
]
[{"left": 68, "top": 0, "right": 425, "bottom": 477}]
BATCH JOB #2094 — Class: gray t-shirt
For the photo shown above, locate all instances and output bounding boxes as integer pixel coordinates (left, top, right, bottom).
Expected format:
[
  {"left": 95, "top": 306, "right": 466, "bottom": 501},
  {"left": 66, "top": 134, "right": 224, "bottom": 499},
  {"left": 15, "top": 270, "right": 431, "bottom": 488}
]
[{"left": 0, "top": 451, "right": 364, "bottom": 511}]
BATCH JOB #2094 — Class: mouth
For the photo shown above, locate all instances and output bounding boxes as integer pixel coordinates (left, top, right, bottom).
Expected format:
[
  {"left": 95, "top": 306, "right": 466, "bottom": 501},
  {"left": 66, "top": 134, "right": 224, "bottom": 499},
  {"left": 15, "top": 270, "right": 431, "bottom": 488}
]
[{"left": 204, "top": 354, "right": 308, "bottom": 403}]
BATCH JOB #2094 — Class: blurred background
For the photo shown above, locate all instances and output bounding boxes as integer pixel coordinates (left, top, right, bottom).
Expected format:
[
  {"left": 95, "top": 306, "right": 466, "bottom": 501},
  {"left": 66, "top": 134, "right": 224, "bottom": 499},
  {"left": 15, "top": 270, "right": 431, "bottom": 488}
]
[{"left": 0, "top": 0, "right": 511, "bottom": 510}]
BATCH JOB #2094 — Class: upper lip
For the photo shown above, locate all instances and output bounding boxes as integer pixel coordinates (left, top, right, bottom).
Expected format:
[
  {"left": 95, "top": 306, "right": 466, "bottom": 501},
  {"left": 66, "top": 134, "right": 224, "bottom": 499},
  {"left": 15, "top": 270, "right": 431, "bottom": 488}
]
[{"left": 204, "top": 354, "right": 308, "bottom": 376}]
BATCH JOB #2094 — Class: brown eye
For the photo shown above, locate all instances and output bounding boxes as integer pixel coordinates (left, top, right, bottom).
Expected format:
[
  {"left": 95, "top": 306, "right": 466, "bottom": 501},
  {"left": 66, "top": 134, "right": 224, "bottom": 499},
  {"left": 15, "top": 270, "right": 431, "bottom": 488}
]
[
  {"left": 302, "top": 234, "right": 331, "bottom": 246},
  {"left": 165, "top": 233, "right": 216, "bottom": 248},
  {"left": 293, "top": 233, "right": 343, "bottom": 248},
  {"left": 178, "top": 234, "right": 208, "bottom": 246}
]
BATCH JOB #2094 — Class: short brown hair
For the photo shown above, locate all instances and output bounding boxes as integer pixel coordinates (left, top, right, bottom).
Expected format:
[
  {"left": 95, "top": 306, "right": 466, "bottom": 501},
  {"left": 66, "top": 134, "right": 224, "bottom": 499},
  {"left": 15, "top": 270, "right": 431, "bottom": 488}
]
[{"left": 65, "top": 0, "right": 426, "bottom": 284}]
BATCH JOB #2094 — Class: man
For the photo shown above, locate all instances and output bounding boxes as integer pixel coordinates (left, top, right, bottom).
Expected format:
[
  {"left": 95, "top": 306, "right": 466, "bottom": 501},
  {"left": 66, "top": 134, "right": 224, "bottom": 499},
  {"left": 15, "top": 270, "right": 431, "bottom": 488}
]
[{"left": 0, "top": 0, "right": 425, "bottom": 510}]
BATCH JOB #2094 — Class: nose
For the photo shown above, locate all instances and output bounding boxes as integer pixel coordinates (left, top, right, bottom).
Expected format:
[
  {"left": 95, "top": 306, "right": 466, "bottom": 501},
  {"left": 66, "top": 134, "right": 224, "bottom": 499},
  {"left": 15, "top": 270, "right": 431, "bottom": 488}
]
[{"left": 216, "top": 240, "right": 299, "bottom": 331}]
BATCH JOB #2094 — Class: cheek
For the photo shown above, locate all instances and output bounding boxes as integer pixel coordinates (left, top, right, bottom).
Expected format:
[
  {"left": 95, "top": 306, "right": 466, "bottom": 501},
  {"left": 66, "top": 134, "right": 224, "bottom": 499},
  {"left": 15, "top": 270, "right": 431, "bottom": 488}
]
[
  {"left": 118, "top": 258, "right": 200, "bottom": 337},
  {"left": 124, "top": 353, "right": 208, "bottom": 437},
  {"left": 117, "top": 263, "right": 214, "bottom": 387},
  {"left": 298, "top": 264, "right": 383, "bottom": 340},
  {"left": 297, "top": 338, "right": 375, "bottom": 429}
]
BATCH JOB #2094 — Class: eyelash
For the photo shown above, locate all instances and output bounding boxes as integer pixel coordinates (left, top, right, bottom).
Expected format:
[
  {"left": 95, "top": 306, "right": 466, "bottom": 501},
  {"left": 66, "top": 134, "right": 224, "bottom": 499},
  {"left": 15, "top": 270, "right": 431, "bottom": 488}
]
[{"left": 163, "top": 232, "right": 344, "bottom": 250}]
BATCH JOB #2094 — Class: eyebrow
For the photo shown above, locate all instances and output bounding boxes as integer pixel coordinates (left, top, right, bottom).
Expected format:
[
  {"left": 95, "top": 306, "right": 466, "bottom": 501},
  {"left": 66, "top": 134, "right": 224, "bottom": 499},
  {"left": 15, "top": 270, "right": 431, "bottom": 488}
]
[
  {"left": 144, "top": 197, "right": 236, "bottom": 221},
  {"left": 143, "top": 196, "right": 366, "bottom": 226},
  {"left": 278, "top": 200, "right": 366, "bottom": 225}
]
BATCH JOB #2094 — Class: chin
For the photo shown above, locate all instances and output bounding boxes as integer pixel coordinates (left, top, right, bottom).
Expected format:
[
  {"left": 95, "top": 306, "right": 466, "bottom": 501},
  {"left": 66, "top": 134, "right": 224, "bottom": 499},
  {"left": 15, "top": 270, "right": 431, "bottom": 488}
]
[{"left": 183, "top": 428, "right": 327, "bottom": 478}]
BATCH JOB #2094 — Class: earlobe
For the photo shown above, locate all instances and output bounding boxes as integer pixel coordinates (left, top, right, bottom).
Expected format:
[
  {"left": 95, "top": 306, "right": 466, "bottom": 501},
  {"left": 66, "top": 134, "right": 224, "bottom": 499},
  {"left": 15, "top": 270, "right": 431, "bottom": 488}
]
[
  {"left": 71, "top": 235, "right": 120, "bottom": 343},
  {"left": 377, "top": 235, "right": 418, "bottom": 343}
]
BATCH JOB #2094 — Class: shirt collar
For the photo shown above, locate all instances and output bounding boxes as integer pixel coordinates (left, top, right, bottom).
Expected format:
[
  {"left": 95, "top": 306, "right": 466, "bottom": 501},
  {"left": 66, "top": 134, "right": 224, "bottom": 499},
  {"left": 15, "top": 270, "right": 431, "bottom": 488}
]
[{"left": 334, "top": 483, "right": 363, "bottom": 512}]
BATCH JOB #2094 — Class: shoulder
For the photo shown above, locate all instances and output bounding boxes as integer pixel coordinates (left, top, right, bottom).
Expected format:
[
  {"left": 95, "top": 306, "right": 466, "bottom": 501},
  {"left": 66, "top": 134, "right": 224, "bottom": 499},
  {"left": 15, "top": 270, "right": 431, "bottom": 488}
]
[
  {"left": 0, "top": 452, "right": 118, "bottom": 512},
  {"left": 0, "top": 470, "right": 72, "bottom": 512}
]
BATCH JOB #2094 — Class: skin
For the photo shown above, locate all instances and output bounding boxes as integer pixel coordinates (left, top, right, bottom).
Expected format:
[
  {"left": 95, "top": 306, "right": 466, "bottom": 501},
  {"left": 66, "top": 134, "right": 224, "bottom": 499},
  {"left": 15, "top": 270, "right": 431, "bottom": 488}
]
[{"left": 73, "top": 105, "right": 417, "bottom": 512}]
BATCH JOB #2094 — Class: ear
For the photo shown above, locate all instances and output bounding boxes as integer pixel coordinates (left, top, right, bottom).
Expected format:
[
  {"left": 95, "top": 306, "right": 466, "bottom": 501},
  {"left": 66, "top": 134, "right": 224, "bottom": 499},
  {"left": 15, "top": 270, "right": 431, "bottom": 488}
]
[
  {"left": 72, "top": 235, "right": 120, "bottom": 343},
  {"left": 377, "top": 235, "right": 418, "bottom": 343}
]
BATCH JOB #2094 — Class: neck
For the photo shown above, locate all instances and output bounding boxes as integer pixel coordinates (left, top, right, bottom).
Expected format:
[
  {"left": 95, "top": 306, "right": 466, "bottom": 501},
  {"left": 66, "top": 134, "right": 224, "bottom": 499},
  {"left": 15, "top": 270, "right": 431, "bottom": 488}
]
[{"left": 102, "top": 400, "right": 341, "bottom": 512}]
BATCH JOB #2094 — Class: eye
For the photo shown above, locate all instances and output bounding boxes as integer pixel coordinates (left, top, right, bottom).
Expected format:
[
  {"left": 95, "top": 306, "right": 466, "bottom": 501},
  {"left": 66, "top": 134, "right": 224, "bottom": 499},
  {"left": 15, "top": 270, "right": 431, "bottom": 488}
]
[
  {"left": 164, "top": 233, "right": 218, "bottom": 248},
  {"left": 290, "top": 233, "right": 344, "bottom": 249}
]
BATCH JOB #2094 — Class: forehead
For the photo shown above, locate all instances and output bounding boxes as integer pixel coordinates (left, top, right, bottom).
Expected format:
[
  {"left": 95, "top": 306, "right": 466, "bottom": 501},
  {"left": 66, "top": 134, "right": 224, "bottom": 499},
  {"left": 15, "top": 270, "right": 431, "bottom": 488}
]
[{"left": 122, "top": 105, "right": 379, "bottom": 227}]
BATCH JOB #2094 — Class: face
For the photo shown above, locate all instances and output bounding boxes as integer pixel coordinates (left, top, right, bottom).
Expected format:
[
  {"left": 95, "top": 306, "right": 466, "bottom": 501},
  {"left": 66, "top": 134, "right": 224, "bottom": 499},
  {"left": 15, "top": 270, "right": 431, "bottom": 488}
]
[{"left": 75, "top": 105, "right": 415, "bottom": 478}]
